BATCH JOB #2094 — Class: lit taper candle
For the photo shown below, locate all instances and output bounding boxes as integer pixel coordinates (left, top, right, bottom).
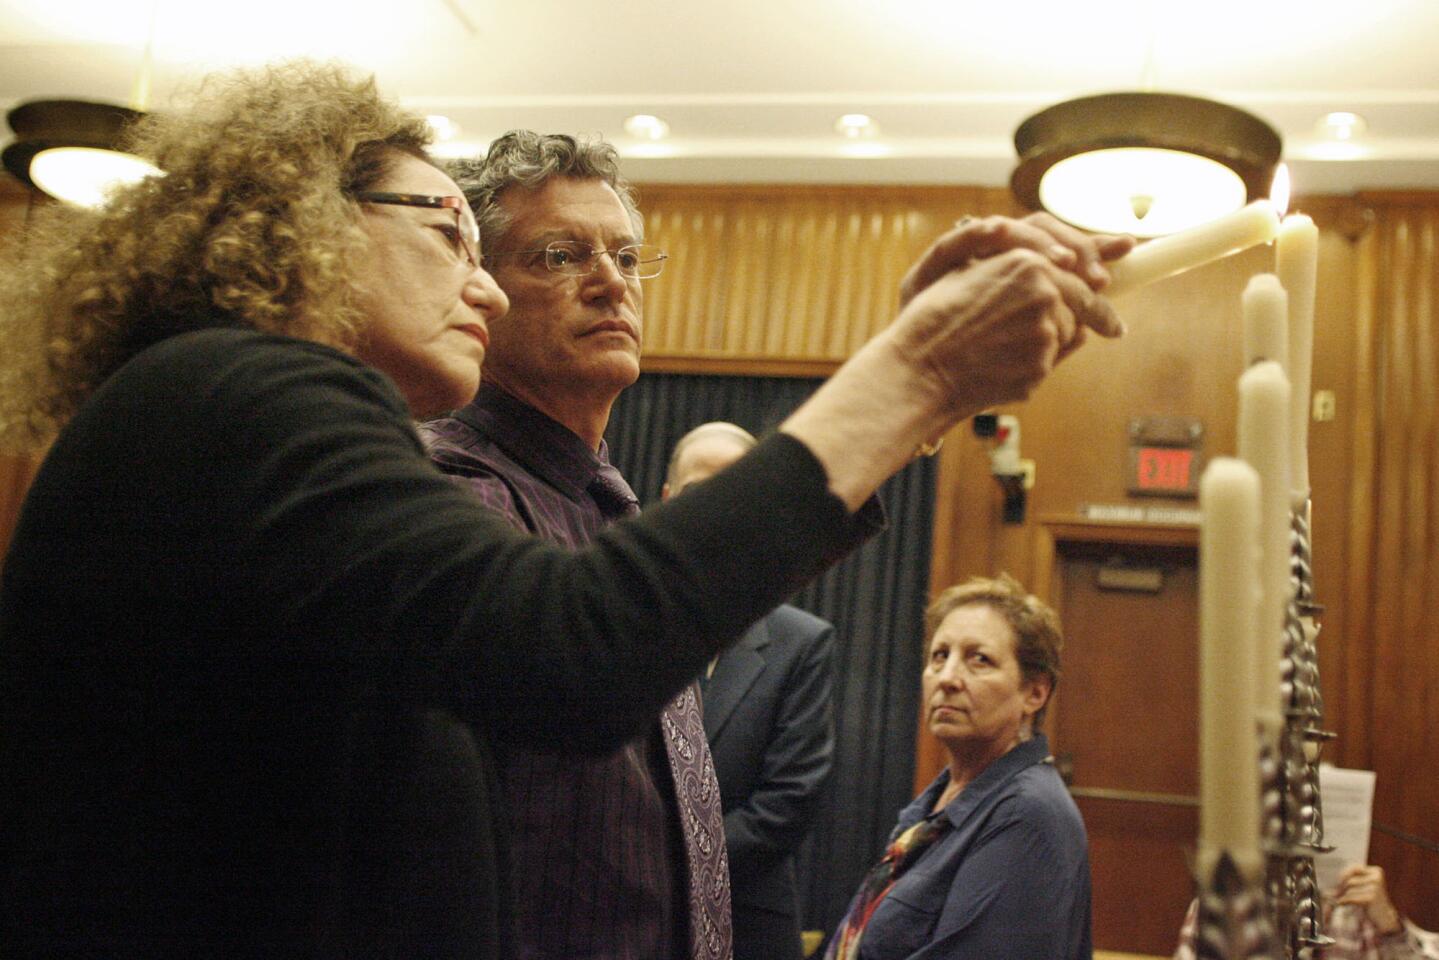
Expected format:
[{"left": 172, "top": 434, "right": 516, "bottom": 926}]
[
  {"left": 1276, "top": 213, "right": 1318, "bottom": 501},
  {"left": 1106, "top": 201, "right": 1281, "bottom": 298}
]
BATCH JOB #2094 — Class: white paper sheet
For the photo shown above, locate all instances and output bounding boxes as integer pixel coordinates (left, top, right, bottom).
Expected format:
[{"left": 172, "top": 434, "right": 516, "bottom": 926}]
[{"left": 1313, "top": 764, "right": 1377, "bottom": 894}]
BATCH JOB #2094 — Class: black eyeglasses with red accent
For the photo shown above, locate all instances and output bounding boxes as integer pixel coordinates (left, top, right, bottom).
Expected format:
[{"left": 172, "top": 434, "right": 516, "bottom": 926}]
[{"left": 355, "top": 192, "right": 480, "bottom": 268}]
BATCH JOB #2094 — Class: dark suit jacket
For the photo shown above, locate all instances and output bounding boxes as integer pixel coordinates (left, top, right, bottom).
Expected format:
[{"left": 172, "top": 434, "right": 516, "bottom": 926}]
[{"left": 701, "top": 603, "right": 835, "bottom": 960}]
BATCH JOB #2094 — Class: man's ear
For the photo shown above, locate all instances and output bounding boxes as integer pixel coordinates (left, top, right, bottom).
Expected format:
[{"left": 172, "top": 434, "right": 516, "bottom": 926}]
[{"left": 660, "top": 482, "right": 671, "bottom": 502}]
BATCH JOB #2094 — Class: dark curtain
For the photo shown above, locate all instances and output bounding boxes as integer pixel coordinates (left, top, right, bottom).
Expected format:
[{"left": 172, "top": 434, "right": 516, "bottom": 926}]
[{"left": 605, "top": 371, "right": 936, "bottom": 936}]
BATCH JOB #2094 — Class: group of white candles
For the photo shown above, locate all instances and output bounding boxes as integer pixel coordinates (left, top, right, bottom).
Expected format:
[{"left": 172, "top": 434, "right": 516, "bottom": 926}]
[
  {"left": 1105, "top": 194, "right": 1319, "bottom": 875},
  {"left": 1183, "top": 204, "right": 1317, "bottom": 872},
  {"left": 1207, "top": 210, "right": 1316, "bottom": 867}
]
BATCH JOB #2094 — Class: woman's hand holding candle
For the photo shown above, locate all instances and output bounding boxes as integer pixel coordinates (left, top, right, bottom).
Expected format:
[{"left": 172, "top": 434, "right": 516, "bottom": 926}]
[{"left": 1106, "top": 200, "right": 1282, "bottom": 298}]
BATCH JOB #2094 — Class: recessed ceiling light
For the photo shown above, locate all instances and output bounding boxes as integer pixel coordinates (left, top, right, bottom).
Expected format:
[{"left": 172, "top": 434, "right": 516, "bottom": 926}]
[
  {"left": 1318, "top": 111, "right": 1366, "bottom": 141},
  {"left": 624, "top": 114, "right": 670, "bottom": 140},
  {"left": 835, "top": 113, "right": 877, "bottom": 138},
  {"left": 426, "top": 115, "right": 460, "bottom": 142}
]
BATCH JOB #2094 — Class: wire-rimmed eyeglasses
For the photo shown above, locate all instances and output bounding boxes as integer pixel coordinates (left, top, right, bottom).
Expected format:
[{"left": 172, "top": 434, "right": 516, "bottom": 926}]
[
  {"left": 355, "top": 191, "right": 480, "bottom": 269},
  {"left": 487, "top": 240, "right": 668, "bottom": 280}
]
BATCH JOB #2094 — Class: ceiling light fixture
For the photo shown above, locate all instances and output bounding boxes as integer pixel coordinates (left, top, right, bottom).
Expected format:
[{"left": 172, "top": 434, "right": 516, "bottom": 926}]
[
  {"left": 1010, "top": 92, "right": 1282, "bottom": 238},
  {"left": 2, "top": 2, "right": 165, "bottom": 208},
  {"left": 835, "top": 113, "right": 877, "bottom": 139},
  {"left": 624, "top": 114, "right": 670, "bottom": 141},
  {"left": 3, "top": 99, "right": 162, "bottom": 208}
]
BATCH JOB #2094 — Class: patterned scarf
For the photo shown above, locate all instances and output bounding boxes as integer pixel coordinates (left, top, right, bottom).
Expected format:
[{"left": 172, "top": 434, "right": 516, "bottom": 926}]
[{"left": 824, "top": 811, "right": 952, "bottom": 960}]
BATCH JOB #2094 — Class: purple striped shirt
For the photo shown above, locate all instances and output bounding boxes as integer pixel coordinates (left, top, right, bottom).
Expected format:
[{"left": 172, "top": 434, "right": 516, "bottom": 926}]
[{"left": 422, "top": 384, "right": 730, "bottom": 960}]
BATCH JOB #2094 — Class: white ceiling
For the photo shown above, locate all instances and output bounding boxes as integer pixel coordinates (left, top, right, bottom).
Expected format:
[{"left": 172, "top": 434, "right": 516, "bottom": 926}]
[{"left": 4, "top": 0, "right": 1439, "bottom": 195}]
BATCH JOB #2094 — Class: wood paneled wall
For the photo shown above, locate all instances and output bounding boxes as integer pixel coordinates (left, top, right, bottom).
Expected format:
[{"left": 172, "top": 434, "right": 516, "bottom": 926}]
[
  {"left": 1335, "top": 194, "right": 1439, "bottom": 924},
  {"left": 633, "top": 182, "right": 1435, "bottom": 927},
  {"left": 637, "top": 184, "right": 1017, "bottom": 375}
]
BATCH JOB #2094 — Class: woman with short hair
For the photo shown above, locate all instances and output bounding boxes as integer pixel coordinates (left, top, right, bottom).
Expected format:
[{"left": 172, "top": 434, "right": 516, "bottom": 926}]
[{"left": 826, "top": 574, "right": 1091, "bottom": 960}]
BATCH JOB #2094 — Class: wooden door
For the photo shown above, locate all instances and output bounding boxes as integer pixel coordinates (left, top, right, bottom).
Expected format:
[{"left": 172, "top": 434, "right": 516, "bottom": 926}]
[{"left": 1037, "top": 520, "right": 1200, "bottom": 956}]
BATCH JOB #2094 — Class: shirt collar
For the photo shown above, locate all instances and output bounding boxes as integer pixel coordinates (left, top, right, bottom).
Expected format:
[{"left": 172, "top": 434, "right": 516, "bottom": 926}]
[
  {"left": 455, "top": 383, "right": 612, "bottom": 503},
  {"left": 924, "top": 733, "right": 1054, "bottom": 829}
]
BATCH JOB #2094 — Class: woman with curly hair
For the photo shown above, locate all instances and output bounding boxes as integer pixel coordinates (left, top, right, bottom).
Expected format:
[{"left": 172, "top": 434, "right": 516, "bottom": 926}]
[{"left": 0, "top": 61, "right": 1129, "bottom": 960}]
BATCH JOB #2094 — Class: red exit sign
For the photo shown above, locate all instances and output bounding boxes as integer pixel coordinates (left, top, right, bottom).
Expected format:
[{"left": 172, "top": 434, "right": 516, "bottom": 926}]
[{"left": 1131, "top": 446, "right": 1197, "bottom": 496}]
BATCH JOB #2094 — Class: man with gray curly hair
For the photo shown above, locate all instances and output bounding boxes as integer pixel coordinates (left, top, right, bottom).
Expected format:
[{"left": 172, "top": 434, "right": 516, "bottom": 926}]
[
  {"left": 423, "top": 132, "right": 725, "bottom": 960},
  {"left": 452, "top": 130, "right": 645, "bottom": 260},
  {"left": 436, "top": 133, "right": 655, "bottom": 451}
]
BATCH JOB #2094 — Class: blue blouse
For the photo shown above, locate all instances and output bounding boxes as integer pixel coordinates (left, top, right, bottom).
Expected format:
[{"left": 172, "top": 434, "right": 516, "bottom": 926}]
[{"left": 841, "top": 733, "right": 1092, "bottom": 960}]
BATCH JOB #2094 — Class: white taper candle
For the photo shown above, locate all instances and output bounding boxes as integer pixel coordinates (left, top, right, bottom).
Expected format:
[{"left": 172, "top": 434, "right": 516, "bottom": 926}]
[
  {"left": 1276, "top": 214, "right": 1318, "bottom": 502},
  {"left": 1242, "top": 275, "right": 1288, "bottom": 369},
  {"left": 1199, "top": 457, "right": 1263, "bottom": 857},
  {"left": 1107, "top": 201, "right": 1281, "bottom": 298},
  {"left": 1237, "top": 361, "right": 1291, "bottom": 729}
]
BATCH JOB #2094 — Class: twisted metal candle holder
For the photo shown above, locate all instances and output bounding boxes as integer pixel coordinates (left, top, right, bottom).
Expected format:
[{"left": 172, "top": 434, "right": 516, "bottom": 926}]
[{"left": 1267, "top": 501, "right": 1336, "bottom": 960}]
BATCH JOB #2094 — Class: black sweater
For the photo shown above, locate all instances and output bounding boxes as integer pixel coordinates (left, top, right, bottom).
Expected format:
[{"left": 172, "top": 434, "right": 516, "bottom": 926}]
[{"left": 0, "top": 328, "right": 872, "bottom": 959}]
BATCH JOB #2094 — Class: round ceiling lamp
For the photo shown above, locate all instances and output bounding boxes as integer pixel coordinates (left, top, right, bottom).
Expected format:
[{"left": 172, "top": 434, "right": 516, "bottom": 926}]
[
  {"left": 3, "top": 99, "right": 163, "bottom": 208},
  {"left": 1011, "top": 92, "right": 1282, "bottom": 238}
]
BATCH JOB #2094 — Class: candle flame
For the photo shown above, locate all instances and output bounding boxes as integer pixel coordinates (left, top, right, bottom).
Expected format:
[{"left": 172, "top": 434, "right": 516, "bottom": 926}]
[{"left": 1270, "top": 164, "right": 1291, "bottom": 218}]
